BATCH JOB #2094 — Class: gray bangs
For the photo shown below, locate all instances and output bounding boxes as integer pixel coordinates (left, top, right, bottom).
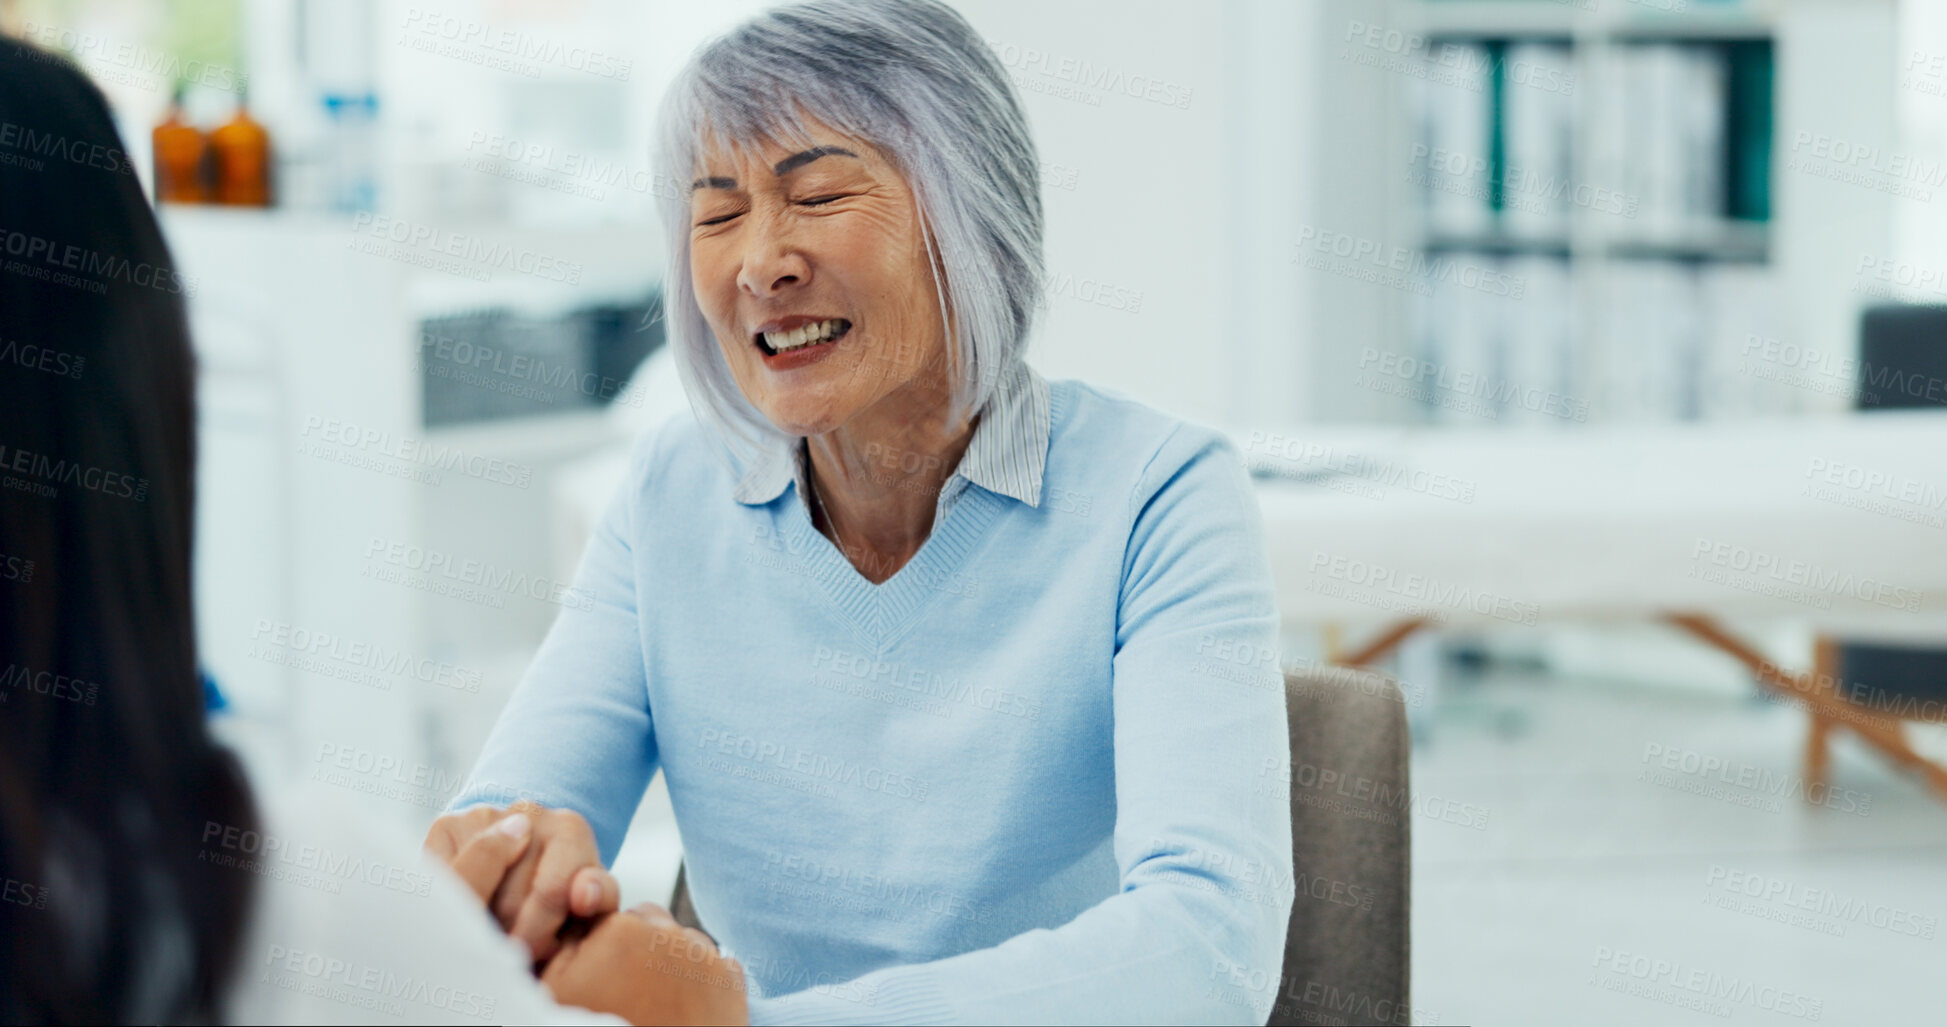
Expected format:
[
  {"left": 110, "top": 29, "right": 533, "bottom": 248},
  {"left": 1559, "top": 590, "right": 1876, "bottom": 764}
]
[{"left": 652, "top": 0, "right": 1046, "bottom": 462}]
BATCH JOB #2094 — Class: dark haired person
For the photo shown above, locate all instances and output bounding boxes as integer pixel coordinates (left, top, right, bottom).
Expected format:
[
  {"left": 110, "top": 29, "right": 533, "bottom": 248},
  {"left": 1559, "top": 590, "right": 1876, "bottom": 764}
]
[{"left": 0, "top": 40, "right": 746, "bottom": 1025}]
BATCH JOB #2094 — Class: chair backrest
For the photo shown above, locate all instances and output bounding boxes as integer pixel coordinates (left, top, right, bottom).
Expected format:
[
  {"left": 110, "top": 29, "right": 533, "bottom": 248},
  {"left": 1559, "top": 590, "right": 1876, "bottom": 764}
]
[
  {"left": 1842, "top": 305, "right": 1947, "bottom": 703},
  {"left": 667, "top": 665, "right": 1416, "bottom": 1025},
  {"left": 1269, "top": 664, "right": 1413, "bottom": 1027},
  {"left": 1857, "top": 304, "right": 1947, "bottom": 410},
  {"left": 1838, "top": 643, "right": 1947, "bottom": 705}
]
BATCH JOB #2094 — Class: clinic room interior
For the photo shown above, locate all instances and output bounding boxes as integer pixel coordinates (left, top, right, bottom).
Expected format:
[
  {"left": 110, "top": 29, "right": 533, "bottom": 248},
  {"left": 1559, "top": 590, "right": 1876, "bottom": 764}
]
[{"left": 2, "top": 0, "right": 1946, "bottom": 1024}]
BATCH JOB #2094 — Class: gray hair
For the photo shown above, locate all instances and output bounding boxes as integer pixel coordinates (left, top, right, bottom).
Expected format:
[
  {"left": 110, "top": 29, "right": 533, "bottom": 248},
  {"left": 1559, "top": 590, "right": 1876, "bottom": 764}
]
[{"left": 653, "top": 0, "right": 1045, "bottom": 459}]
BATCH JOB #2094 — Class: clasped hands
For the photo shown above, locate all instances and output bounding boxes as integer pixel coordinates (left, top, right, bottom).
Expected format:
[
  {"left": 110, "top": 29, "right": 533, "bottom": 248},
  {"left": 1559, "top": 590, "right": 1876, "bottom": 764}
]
[{"left": 425, "top": 802, "right": 748, "bottom": 1026}]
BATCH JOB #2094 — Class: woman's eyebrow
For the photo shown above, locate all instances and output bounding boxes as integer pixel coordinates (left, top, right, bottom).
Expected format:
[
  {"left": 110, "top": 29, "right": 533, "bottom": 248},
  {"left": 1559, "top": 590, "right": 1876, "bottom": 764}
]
[
  {"left": 690, "top": 145, "right": 861, "bottom": 191},
  {"left": 772, "top": 145, "right": 859, "bottom": 176}
]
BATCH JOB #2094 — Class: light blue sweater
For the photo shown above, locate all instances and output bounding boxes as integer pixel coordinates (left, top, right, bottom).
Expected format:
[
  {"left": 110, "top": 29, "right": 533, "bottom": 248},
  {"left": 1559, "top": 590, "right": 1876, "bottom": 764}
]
[{"left": 453, "top": 373, "right": 1294, "bottom": 1024}]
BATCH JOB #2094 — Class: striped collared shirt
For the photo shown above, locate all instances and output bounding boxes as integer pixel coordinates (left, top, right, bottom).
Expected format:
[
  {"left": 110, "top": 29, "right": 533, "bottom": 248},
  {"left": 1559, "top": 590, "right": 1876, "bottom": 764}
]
[{"left": 731, "top": 360, "right": 1052, "bottom": 512}]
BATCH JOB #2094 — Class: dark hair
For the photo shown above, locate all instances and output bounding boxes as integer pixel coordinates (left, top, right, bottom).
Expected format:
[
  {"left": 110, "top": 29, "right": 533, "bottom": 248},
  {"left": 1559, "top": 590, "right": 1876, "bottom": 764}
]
[{"left": 0, "top": 39, "right": 257, "bottom": 1023}]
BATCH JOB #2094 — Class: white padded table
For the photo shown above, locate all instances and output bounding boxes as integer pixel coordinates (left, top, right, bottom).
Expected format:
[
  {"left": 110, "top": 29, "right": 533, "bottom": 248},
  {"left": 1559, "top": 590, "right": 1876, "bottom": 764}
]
[
  {"left": 1232, "top": 410, "right": 1947, "bottom": 795},
  {"left": 1236, "top": 411, "right": 1947, "bottom": 641}
]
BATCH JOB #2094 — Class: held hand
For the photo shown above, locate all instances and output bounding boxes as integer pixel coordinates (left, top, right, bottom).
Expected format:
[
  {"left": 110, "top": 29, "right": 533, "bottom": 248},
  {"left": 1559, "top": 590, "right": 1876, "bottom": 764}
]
[
  {"left": 441, "top": 810, "right": 534, "bottom": 905},
  {"left": 423, "top": 801, "right": 620, "bottom": 962},
  {"left": 543, "top": 903, "right": 749, "bottom": 1027}
]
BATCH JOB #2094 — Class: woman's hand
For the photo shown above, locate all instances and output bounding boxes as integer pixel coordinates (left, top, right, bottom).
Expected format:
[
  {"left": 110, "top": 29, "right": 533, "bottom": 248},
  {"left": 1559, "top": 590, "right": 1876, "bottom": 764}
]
[
  {"left": 441, "top": 808, "right": 534, "bottom": 904},
  {"left": 543, "top": 903, "right": 749, "bottom": 1026},
  {"left": 423, "top": 801, "right": 620, "bottom": 962}
]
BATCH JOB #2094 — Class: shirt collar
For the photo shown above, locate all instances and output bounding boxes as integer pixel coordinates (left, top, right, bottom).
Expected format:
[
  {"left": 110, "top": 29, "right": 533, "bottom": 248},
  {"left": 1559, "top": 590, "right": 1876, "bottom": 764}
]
[{"left": 732, "top": 361, "right": 1051, "bottom": 508}]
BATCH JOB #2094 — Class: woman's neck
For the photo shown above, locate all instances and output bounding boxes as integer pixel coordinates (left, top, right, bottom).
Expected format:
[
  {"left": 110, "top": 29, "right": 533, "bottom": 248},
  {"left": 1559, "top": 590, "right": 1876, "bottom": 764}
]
[{"left": 804, "top": 386, "right": 977, "bottom": 584}]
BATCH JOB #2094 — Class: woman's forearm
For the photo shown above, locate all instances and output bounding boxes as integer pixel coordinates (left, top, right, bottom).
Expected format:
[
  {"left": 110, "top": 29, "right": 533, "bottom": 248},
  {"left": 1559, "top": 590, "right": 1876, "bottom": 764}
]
[{"left": 451, "top": 431, "right": 663, "bottom": 864}]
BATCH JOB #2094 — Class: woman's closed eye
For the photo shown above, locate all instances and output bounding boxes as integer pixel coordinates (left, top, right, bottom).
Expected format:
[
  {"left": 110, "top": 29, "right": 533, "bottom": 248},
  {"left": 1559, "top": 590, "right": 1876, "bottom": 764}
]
[{"left": 694, "top": 195, "right": 848, "bottom": 227}]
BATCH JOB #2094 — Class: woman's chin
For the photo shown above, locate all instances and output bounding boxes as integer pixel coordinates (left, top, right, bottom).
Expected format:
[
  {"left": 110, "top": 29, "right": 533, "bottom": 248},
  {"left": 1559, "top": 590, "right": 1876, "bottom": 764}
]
[{"left": 759, "top": 400, "right": 852, "bottom": 439}]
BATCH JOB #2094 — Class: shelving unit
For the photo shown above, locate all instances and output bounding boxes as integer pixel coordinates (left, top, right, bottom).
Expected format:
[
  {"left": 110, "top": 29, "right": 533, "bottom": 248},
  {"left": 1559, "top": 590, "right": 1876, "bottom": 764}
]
[
  {"left": 1308, "top": 0, "right": 1899, "bottom": 428},
  {"left": 1410, "top": 7, "right": 1775, "bottom": 426},
  {"left": 1293, "top": 0, "right": 1901, "bottom": 687},
  {"left": 164, "top": 208, "right": 662, "bottom": 833}
]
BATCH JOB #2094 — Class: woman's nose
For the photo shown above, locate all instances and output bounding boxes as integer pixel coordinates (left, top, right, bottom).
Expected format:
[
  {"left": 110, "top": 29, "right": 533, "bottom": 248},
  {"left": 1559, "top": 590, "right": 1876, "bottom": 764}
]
[{"left": 737, "top": 220, "right": 810, "bottom": 298}]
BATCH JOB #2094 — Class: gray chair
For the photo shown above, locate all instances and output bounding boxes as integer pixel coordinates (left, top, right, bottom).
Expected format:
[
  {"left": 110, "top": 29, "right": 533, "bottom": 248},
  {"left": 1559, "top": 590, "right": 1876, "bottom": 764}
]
[
  {"left": 1268, "top": 664, "right": 1413, "bottom": 1027},
  {"left": 1813, "top": 305, "right": 1947, "bottom": 794},
  {"left": 670, "top": 665, "right": 1413, "bottom": 1026}
]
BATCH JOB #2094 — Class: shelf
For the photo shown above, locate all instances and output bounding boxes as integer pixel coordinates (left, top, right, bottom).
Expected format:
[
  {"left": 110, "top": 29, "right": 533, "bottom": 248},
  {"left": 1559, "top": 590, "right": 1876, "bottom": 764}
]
[
  {"left": 420, "top": 407, "right": 618, "bottom": 454},
  {"left": 1601, "top": 221, "right": 1770, "bottom": 262},
  {"left": 1417, "top": 222, "right": 1770, "bottom": 263},
  {"left": 1423, "top": 230, "right": 1572, "bottom": 257},
  {"left": 1608, "top": 11, "right": 1776, "bottom": 43},
  {"left": 1407, "top": 0, "right": 1775, "bottom": 43},
  {"left": 1409, "top": 2, "right": 1592, "bottom": 39}
]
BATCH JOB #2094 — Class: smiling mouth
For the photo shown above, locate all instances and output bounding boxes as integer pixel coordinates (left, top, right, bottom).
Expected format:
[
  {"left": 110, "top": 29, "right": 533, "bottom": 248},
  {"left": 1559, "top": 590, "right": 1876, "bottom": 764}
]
[{"left": 754, "top": 318, "right": 853, "bottom": 356}]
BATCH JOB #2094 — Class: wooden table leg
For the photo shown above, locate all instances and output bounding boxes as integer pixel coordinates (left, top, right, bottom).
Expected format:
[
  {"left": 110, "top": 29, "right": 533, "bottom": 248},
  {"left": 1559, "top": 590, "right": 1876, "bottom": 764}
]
[
  {"left": 1665, "top": 614, "right": 1947, "bottom": 801},
  {"left": 1805, "top": 715, "right": 1834, "bottom": 794},
  {"left": 1803, "top": 637, "right": 1838, "bottom": 796},
  {"left": 1334, "top": 619, "right": 1432, "bottom": 669},
  {"left": 1322, "top": 624, "right": 1346, "bottom": 664}
]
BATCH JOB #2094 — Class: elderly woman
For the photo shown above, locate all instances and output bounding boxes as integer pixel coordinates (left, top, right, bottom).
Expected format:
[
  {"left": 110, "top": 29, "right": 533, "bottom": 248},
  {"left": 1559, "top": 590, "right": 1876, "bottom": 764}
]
[{"left": 429, "top": 0, "right": 1292, "bottom": 1021}]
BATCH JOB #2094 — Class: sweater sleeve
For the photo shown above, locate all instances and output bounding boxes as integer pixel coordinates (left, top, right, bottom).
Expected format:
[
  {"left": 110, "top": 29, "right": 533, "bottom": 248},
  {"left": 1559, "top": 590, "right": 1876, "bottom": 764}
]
[
  {"left": 747, "top": 426, "right": 1294, "bottom": 1026},
  {"left": 446, "top": 431, "right": 661, "bottom": 866}
]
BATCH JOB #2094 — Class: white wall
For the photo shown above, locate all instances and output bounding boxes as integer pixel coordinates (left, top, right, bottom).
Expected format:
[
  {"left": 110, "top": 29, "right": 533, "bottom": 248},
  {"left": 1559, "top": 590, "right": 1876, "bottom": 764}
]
[
  {"left": 1774, "top": 0, "right": 1900, "bottom": 392},
  {"left": 1897, "top": 0, "right": 1947, "bottom": 273},
  {"left": 350, "top": 0, "right": 1313, "bottom": 428},
  {"left": 949, "top": 0, "right": 1311, "bottom": 428}
]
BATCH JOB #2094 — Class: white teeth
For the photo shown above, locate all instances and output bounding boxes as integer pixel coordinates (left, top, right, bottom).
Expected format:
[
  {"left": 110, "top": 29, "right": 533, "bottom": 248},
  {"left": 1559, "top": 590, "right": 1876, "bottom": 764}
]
[{"left": 764, "top": 319, "right": 846, "bottom": 352}]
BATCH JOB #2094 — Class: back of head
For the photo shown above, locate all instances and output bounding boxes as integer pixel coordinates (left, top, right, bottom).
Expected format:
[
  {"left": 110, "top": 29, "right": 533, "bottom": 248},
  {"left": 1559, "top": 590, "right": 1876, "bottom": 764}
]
[{"left": 0, "top": 37, "right": 255, "bottom": 1023}]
